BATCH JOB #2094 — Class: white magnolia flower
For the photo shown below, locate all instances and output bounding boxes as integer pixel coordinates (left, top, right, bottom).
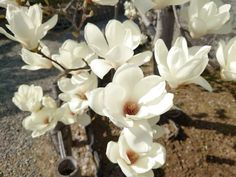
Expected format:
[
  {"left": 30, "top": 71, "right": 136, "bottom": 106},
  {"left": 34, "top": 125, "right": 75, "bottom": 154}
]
[
  {"left": 92, "top": 0, "right": 118, "bottom": 6},
  {"left": 132, "top": 0, "right": 190, "bottom": 14},
  {"left": 21, "top": 42, "right": 52, "bottom": 70},
  {"left": 88, "top": 64, "right": 174, "bottom": 128},
  {"left": 123, "top": 120, "right": 165, "bottom": 154},
  {"left": 187, "top": 0, "right": 231, "bottom": 38},
  {"left": 57, "top": 103, "right": 91, "bottom": 127},
  {"left": 216, "top": 37, "right": 236, "bottom": 81},
  {"left": 12, "top": 84, "right": 43, "bottom": 112},
  {"left": 84, "top": 19, "right": 152, "bottom": 79},
  {"left": 52, "top": 40, "right": 96, "bottom": 71},
  {"left": 106, "top": 132, "right": 166, "bottom": 177},
  {"left": 22, "top": 96, "right": 59, "bottom": 138},
  {"left": 58, "top": 71, "right": 98, "bottom": 113},
  {"left": 0, "top": 4, "right": 58, "bottom": 50},
  {"left": 155, "top": 37, "right": 212, "bottom": 91}
]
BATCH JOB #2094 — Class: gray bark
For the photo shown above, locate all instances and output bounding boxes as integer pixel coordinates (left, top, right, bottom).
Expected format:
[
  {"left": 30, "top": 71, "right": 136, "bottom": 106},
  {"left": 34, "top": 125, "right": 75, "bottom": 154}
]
[{"left": 153, "top": 8, "right": 175, "bottom": 75}]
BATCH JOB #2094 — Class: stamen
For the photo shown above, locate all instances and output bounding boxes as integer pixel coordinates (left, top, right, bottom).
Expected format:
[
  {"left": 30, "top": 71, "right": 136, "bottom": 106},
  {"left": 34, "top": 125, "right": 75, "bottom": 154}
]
[
  {"left": 77, "top": 92, "right": 87, "bottom": 100},
  {"left": 123, "top": 101, "right": 139, "bottom": 115},
  {"left": 126, "top": 150, "right": 139, "bottom": 164}
]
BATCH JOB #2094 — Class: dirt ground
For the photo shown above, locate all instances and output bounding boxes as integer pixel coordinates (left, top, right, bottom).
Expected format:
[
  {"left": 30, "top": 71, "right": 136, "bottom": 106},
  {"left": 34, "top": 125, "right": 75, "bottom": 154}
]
[{"left": 1, "top": 15, "right": 236, "bottom": 177}]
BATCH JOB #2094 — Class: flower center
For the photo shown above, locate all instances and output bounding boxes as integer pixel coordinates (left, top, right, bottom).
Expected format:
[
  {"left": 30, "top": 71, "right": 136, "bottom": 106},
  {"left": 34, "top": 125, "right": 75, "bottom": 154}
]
[
  {"left": 77, "top": 92, "right": 87, "bottom": 100},
  {"left": 43, "top": 117, "right": 50, "bottom": 125},
  {"left": 126, "top": 150, "right": 139, "bottom": 164},
  {"left": 123, "top": 101, "right": 139, "bottom": 115}
]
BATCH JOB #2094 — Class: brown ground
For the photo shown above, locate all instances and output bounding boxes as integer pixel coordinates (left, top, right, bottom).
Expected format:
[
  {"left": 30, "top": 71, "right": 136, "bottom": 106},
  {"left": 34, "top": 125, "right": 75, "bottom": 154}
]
[{"left": 88, "top": 70, "right": 236, "bottom": 177}]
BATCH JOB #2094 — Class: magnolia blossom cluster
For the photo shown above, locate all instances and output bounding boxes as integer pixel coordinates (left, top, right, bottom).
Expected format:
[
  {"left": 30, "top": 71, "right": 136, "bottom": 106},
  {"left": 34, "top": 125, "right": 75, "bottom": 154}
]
[
  {"left": 12, "top": 85, "right": 90, "bottom": 137},
  {"left": 3, "top": 0, "right": 236, "bottom": 177},
  {"left": 125, "top": 0, "right": 232, "bottom": 39},
  {"left": 186, "top": 0, "right": 232, "bottom": 38}
]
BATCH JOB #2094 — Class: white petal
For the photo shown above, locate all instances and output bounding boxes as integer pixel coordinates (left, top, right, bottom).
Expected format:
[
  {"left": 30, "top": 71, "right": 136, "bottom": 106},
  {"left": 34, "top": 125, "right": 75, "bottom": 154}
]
[
  {"left": 105, "top": 20, "right": 126, "bottom": 48},
  {"left": 104, "top": 83, "right": 127, "bottom": 114},
  {"left": 87, "top": 88, "right": 105, "bottom": 116},
  {"left": 90, "top": 59, "right": 113, "bottom": 79},
  {"left": 189, "top": 76, "right": 213, "bottom": 92},
  {"left": 152, "top": 125, "right": 166, "bottom": 139},
  {"left": 137, "top": 170, "right": 154, "bottom": 177},
  {"left": 154, "top": 39, "right": 168, "bottom": 66},
  {"left": 105, "top": 45, "right": 134, "bottom": 67},
  {"left": 38, "top": 14, "right": 58, "bottom": 39},
  {"left": 147, "top": 143, "right": 166, "bottom": 169},
  {"left": 123, "top": 121, "right": 153, "bottom": 153},
  {"left": 133, "top": 75, "right": 165, "bottom": 104},
  {"left": 123, "top": 20, "right": 142, "bottom": 49},
  {"left": 106, "top": 141, "right": 120, "bottom": 163},
  {"left": 117, "top": 159, "right": 135, "bottom": 177},
  {"left": 84, "top": 23, "right": 109, "bottom": 57},
  {"left": 130, "top": 156, "right": 156, "bottom": 174},
  {"left": 78, "top": 113, "right": 91, "bottom": 127},
  {"left": 141, "top": 93, "right": 174, "bottom": 116},
  {"left": 42, "top": 96, "right": 57, "bottom": 108},
  {"left": 113, "top": 64, "right": 144, "bottom": 93},
  {"left": 128, "top": 51, "right": 152, "bottom": 66},
  {"left": 21, "top": 48, "right": 52, "bottom": 70},
  {"left": 167, "top": 47, "right": 186, "bottom": 74},
  {"left": 0, "top": 27, "right": 17, "bottom": 42}
]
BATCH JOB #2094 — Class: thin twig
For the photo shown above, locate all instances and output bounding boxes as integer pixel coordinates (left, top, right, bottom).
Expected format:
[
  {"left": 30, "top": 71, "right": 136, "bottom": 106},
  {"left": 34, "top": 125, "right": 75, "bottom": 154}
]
[{"left": 37, "top": 50, "right": 66, "bottom": 71}]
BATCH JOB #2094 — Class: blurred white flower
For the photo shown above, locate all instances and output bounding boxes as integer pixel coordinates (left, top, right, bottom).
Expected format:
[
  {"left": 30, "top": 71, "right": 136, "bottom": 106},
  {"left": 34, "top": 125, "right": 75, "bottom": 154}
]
[
  {"left": 124, "top": 1, "right": 137, "bottom": 18},
  {"left": 0, "top": 4, "right": 58, "bottom": 50},
  {"left": 92, "top": 0, "right": 118, "bottom": 6},
  {"left": 58, "top": 71, "right": 98, "bottom": 114},
  {"left": 21, "top": 42, "right": 52, "bottom": 70},
  {"left": 106, "top": 132, "right": 166, "bottom": 177},
  {"left": 12, "top": 84, "right": 43, "bottom": 112},
  {"left": 22, "top": 96, "right": 58, "bottom": 138},
  {"left": 0, "top": 0, "right": 18, "bottom": 8},
  {"left": 88, "top": 64, "right": 173, "bottom": 128},
  {"left": 216, "top": 37, "right": 236, "bottom": 81},
  {"left": 132, "top": 0, "right": 190, "bottom": 14},
  {"left": 84, "top": 19, "right": 152, "bottom": 79},
  {"left": 187, "top": 0, "right": 231, "bottom": 38},
  {"left": 155, "top": 37, "right": 212, "bottom": 91},
  {"left": 52, "top": 40, "right": 96, "bottom": 71}
]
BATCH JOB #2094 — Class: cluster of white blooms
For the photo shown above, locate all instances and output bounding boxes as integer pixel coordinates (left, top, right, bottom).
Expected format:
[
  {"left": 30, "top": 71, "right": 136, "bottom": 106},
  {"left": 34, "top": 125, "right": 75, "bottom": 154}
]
[
  {"left": 186, "top": 0, "right": 232, "bottom": 38},
  {"left": 124, "top": 1, "right": 137, "bottom": 18},
  {"left": 12, "top": 85, "right": 90, "bottom": 137},
  {"left": 5, "top": 0, "right": 236, "bottom": 176}
]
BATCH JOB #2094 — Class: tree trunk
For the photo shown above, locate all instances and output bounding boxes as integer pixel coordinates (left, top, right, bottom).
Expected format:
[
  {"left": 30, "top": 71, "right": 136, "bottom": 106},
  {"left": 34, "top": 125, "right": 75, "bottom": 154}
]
[{"left": 153, "top": 8, "right": 175, "bottom": 75}]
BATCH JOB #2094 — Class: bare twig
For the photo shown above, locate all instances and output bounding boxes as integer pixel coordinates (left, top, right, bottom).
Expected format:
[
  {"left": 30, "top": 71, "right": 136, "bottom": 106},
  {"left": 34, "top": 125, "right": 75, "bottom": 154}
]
[{"left": 37, "top": 50, "right": 66, "bottom": 71}]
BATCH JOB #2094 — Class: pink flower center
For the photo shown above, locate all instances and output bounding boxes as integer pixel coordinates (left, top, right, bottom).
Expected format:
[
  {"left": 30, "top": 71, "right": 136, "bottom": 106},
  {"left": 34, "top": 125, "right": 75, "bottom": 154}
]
[
  {"left": 123, "top": 101, "right": 140, "bottom": 116},
  {"left": 126, "top": 150, "right": 139, "bottom": 164}
]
